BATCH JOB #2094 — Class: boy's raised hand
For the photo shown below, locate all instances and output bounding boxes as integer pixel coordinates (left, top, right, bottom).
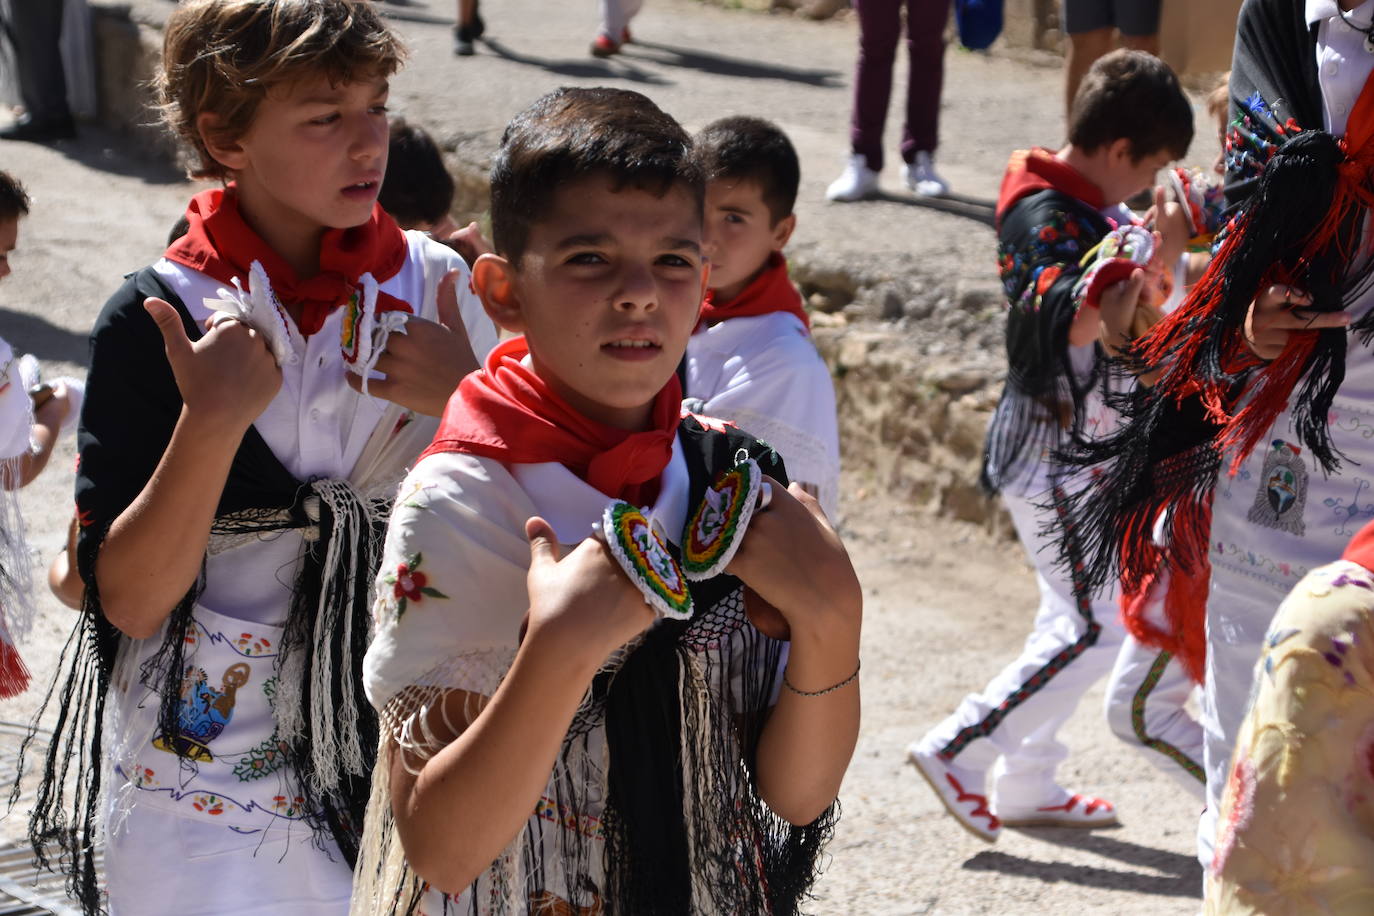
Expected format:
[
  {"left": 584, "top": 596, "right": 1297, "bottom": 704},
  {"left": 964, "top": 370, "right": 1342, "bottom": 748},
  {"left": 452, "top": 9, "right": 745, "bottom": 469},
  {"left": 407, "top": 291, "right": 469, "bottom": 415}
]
[
  {"left": 145, "top": 297, "right": 281, "bottom": 431},
  {"left": 725, "top": 479, "right": 861, "bottom": 639},
  {"left": 346, "top": 269, "right": 479, "bottom": 415},
  {"left": 523, "top": 516, "right": 656, "bottom": 670}
]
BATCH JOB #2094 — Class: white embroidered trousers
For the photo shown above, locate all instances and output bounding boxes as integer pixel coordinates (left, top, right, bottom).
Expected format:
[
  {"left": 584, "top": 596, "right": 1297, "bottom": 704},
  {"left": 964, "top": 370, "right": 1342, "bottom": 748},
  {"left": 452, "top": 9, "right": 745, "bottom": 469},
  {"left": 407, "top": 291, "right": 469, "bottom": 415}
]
[
  {"left": 918, "top": 487, "right": 1124, "bottom": 807},
  {"left": 1104, "top": 635, "right": 1206, "bottom": 801}
]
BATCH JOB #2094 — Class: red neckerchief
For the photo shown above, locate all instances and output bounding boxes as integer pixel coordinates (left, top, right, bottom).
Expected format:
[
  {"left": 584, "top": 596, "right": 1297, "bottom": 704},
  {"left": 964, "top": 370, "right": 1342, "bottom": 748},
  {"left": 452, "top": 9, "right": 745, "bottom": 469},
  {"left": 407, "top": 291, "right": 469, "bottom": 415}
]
[
  {"left": 422, "top": 336, "right": 681, "bottom": 505},
  {"left": 995, "top": 148, "right": 1105, "bottom": 228},
  {"left": 165, "top": 185, "right": 410, "bottom": 337},
  {"left": 1344, "top": 519, "right": 1374, "bottom": 572},
  {"left": 698, "top": 251, "right": 810, "bottom": 331}
]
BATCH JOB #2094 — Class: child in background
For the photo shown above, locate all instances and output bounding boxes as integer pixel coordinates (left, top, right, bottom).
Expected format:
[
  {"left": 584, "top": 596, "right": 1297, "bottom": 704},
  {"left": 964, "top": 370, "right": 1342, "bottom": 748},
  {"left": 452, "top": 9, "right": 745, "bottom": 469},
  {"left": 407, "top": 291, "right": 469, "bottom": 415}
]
[
  {"left": 25, "top": 2, "right": 497, "bottom": 913},
  {"left": 379, "top": 117, "right": 491, "bottom": 266},
  {"left": 353, "top": 87, "right": 860, "bottom": 914},
  {"left": 590, "top": 0, "right": 641, "bottom": 57},
  {"left": 907, "top": 49, "right": 1193, "bottom": 842},
  {"left": 0, "top": 169, "right": 77, "bottom": 697},
  {"left": 1099, "top": 72, "right": 1235, "bottom": 804},
  {"left": 687, "top": 116, "right": 840, "bottom": 515}
]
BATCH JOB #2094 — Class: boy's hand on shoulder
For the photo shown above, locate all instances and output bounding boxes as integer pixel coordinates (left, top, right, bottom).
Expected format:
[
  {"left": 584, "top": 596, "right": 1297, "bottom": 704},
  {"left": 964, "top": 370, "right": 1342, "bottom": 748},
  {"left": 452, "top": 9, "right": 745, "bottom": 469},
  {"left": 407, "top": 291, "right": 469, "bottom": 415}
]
[
  {"left": 145, "top": 297, "right": 280, "bottom": 432},
  {"left": 346, "top": 270, "right": 479, "bottom": 416},
  {"left": 725, "top": 479, "right": 861, "bottom": 642},
  {"left": 522, "top": 516, "right": 656, "bottom": 672}
]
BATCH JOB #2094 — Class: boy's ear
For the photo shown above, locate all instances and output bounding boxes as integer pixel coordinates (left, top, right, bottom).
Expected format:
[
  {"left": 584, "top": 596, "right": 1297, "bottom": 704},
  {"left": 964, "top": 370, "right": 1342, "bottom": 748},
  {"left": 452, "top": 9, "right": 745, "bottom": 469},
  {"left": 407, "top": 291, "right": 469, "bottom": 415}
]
[
  {"left": 197, "top": 113, "right": 248, "bottom": 172},
  {"left": 1107, "top": 137, "right": 1135, "bottom": 166},
  {"left": 771, "top": 213, "right": 797, "bottom": 251},
  {"left": 471, "top": 253, "right": 527, "bottom": 334}
]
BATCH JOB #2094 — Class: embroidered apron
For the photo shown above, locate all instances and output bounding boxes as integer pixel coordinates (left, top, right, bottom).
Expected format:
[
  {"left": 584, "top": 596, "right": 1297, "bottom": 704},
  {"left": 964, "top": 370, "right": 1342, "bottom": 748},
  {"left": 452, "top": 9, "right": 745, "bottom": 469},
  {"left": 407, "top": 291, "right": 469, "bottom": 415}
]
[{"left": 111, "top": 602, "right": 310, "bottom": 831}]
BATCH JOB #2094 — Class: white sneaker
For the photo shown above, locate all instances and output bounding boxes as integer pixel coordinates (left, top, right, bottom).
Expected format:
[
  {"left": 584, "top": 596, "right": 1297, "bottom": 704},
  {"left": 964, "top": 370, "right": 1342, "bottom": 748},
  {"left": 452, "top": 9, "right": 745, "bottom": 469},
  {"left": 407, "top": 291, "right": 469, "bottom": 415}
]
[
  {"left": 902, "top": 151, "right": 949, "bottom": 197},
  {"left": 825, "top": 153, "right": 880, "bottom": 202},
  {"left": 996, "top": 792, "right": 1119, "bottom": 829},
  {"left": 906, "top": 743, "right": 1001, "bottom": 842}
]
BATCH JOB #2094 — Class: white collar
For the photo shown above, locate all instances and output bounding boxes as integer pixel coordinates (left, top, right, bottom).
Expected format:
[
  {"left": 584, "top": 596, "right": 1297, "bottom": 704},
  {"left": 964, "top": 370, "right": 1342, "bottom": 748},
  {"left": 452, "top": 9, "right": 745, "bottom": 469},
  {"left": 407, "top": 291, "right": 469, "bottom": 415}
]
[
  {"left": 510, "top": 431, "right": 691, "bottom": 546},
  {"left": 1308, "top": 0, "right": 1374, "bottom": 28}
]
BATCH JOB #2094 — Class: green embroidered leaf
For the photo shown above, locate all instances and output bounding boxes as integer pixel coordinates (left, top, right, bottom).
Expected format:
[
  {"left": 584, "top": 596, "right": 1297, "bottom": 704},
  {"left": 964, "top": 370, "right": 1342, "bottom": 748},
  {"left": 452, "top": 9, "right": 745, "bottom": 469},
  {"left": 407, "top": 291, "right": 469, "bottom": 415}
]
[{"left": 420, "top": 586, "right": 447, "bottom": 599}]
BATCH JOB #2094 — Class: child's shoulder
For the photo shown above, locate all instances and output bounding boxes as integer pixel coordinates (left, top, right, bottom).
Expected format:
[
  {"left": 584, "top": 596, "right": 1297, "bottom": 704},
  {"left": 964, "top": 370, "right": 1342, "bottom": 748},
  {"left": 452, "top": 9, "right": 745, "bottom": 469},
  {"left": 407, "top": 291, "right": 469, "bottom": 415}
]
[{"left": 399, "top": 448, "right": 533, "bottom": 530}]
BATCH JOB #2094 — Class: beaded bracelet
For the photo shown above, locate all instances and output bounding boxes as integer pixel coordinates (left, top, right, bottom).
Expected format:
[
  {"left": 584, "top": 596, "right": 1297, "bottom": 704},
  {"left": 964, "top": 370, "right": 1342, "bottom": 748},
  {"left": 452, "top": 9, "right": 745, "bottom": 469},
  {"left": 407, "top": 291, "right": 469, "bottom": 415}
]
[{"left": 782, "top": 661, "right": 860, "bottom": 697}]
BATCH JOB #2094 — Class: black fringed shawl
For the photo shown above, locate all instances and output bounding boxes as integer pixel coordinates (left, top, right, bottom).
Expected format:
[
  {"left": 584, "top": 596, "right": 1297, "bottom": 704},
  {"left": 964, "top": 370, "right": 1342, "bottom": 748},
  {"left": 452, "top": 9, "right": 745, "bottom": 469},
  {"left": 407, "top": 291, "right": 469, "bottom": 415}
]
[
  {"left": 20, "top": 268, "right": 386, "bottom": 913},
  {"left": 1051, "top": 0, "right": 1374, "bottom": 678},
  {"left": 983, "top": 151, "right": 1115, "bottom": 493},
  {"left": 601, "top": 419, "right": 835, "bottom": 916}
]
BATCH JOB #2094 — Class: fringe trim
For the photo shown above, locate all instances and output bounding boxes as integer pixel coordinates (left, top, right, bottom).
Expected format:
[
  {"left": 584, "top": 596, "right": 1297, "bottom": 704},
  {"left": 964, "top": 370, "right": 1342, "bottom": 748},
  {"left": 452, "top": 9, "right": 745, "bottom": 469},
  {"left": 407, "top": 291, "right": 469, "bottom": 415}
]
[{"left": 0, "top": 452, "right": 34, "bottom": 699}]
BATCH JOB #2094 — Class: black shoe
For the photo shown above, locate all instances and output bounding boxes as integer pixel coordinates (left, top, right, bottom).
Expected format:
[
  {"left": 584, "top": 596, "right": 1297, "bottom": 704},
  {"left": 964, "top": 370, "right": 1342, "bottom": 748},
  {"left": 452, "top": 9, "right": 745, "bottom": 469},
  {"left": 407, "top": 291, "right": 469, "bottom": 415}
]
[
  {"left": 454, "top": 12, "right": 485, "bottom": 55},
  {"left": 0, "top": 113, "right": 76, "bottom": 142}
]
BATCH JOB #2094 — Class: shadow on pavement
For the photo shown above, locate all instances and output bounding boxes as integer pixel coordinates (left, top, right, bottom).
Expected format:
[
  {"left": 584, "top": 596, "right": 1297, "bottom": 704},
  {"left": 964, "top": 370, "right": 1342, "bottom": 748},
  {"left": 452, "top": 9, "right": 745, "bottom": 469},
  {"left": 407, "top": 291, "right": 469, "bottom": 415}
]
[
  {"left": 481, "top": 38, "right": 671, "bottom": 85},
  {"left": 869, "top": 190, "right": 997, "bottom": 227},
  {"left": 377, "top": 6, "right": 452, "bottom": 26},
  {"left": 624, "top": 41, "right": 843, "bottom": 87},
  {"left": 4, "top": 123, "right": 185, "bottom": 186},
  {"left": 0, "top": 308, "right": 91, "bottom": 367},
  {"left": 961, "top": 829, "right": 1203, "bottom": 899}
]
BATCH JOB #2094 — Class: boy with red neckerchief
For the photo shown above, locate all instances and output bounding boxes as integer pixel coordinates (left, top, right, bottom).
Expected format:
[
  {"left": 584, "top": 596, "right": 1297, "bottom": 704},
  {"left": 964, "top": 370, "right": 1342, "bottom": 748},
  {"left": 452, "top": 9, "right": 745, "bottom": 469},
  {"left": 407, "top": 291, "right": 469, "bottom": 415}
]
[
  {"left": 355, "top": 88, "right": 860, "bottom": 915},
  {"left": 25, "top": 2, "right": 497, "bottom": 913},
  {"left": 687, "top": 116, "right": 840, "bottom": 516},
  {"left": 906, "top": 49, "right": 1194, "bottom": 843}
]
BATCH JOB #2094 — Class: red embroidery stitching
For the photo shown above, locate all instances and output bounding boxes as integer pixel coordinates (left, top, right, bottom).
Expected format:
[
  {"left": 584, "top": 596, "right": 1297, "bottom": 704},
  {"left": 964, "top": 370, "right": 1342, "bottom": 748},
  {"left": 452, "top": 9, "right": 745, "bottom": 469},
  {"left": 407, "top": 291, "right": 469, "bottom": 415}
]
[{"left": 944, "top": 773, "right": 1001, "bottom": 829}]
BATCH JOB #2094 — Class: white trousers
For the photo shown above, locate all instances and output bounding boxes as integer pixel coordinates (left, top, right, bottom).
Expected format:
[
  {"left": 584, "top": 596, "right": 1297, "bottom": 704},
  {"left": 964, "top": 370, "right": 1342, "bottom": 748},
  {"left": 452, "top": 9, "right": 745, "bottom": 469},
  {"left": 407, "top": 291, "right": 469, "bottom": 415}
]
[
  {"left": 1104, "top": 635, "right": 1206, "bottom": 801},
  {"left": 598, "top": 0, "right": 644, "bottom": 38},
  {"left": 919, "top": 487, "right": 1124, "bottom": 806}
]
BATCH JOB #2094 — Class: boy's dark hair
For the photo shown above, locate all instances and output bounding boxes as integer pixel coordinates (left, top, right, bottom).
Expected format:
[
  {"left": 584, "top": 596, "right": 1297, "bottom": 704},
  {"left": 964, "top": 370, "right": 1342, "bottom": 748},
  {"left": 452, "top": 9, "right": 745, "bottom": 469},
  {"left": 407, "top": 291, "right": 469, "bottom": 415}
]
[
  {"left": 0, "top": 170, "right": 30, "bottom": 223},
  {"left": 694, "top": 116, "right": 799, "bottom": 224},
  {"left": 1068, "top": 49, "right": 1193, "bottom": 161},
  {"left": 378, "top": 118, "right": 454, "bottom": 229},
  {"left": 158, "top": 0, "right": 405, "bottom": 181},
  {"left": 490, "top": 87, "right": 704, "bottom": 265}
]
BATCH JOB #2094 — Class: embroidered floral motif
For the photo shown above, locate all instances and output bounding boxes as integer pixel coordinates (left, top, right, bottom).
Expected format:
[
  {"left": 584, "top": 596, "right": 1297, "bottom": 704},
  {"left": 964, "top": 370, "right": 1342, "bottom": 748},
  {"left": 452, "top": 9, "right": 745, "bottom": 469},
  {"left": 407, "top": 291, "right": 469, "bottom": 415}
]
[
  {"left": 997, "top": 210, "right": 1089, "bottom": 316},
  {"left": 381, "top": 552, "right": 448, "bottom": 619},
  {"left": 398, "top": 480, "right": 439, "bottom": 511},
  {"left": 271, "top": 794, "right": 307, "bottom": 817},
  {"left": 191, "top": 793, "right": 226, "bottom": 816},
  {"left": 233, "top": 631, "right": 273, "bottom": 657},
  {"left": 234, "top": 677, "right": 289, "bottom": 782}
]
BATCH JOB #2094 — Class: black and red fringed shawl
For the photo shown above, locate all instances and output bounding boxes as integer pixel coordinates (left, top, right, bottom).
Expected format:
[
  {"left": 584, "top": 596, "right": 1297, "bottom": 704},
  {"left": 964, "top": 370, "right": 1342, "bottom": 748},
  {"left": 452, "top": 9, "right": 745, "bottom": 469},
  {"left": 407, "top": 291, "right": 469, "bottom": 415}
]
[
  {"left": 982, "top": 149, "right": 1116, "bottom": 494},
  {"left": 1052, "top": 0, "right": 1374, "bottom": 682}
]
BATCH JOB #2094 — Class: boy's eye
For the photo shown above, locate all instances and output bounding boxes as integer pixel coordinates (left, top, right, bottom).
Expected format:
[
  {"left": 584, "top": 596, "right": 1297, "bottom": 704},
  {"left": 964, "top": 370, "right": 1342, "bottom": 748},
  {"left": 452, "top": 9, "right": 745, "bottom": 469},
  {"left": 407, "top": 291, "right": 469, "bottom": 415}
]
[
  {"left": 724, "top": 213, "right": 745, "bottom": 224},
  {"left": 309, "top": 113, "right": 340, "bottom": 126},
  {"left": 657, "top": 254, "right": 696, "bottom": 268},
  {"left": 566, "top": 252, "right": 607, "bottom": 265},
  {"left": 370, "top": 104, "right": 390, "bottom": 116}
]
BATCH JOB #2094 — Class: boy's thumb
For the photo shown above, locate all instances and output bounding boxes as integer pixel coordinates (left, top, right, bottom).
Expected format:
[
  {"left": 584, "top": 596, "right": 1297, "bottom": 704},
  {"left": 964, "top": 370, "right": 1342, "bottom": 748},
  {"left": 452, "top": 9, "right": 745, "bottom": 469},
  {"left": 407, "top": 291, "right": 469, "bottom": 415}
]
[
  {"left": 144, "top": 297, "right": 192, "bottom": 360},
  {"left": 525, "top": 516, "right": 560, "bottom": 565}
]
